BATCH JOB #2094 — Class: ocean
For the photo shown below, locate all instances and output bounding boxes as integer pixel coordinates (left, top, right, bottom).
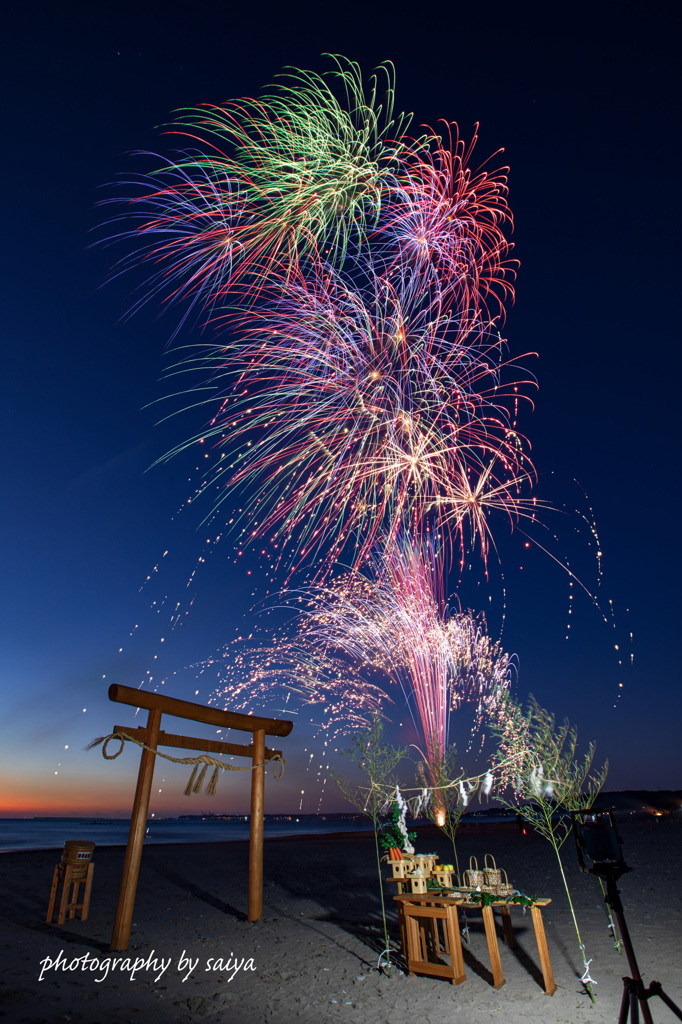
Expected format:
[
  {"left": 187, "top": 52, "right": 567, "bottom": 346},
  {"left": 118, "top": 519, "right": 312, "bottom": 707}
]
[
  {"left": 0, "top": 812, "right": 519, "bottom": 853},
  {"left": 0, "top": 815, "right": 379, "bottom": 853}
]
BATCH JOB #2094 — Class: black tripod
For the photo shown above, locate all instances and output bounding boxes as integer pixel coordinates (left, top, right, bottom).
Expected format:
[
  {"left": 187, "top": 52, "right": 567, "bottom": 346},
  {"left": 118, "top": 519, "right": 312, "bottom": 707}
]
[
  {"left": 602, "top": 868, "right": 681, "bottom": 1024},
  {"left": 572, "top": 812, "right": 682, "bottom": 1024}
]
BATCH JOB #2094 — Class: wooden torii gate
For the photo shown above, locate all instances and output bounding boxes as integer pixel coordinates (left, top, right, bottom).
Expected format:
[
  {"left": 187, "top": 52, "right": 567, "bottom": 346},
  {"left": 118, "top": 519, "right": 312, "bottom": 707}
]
[{"left": 107, "top": 683, "right": 293, "bottom": 951}]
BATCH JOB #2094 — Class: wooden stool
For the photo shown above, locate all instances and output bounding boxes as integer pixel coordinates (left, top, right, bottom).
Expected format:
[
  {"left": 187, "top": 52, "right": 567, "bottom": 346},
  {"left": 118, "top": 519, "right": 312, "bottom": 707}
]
[{"left": 47, "top": 841, "right": 95, "bottom": 924}]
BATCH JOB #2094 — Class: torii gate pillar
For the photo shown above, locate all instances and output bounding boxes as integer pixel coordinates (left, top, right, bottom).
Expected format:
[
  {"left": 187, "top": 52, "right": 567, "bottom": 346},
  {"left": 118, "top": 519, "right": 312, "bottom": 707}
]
[{"left": 106, "top": 685, "right": 292, "bottom": 951}]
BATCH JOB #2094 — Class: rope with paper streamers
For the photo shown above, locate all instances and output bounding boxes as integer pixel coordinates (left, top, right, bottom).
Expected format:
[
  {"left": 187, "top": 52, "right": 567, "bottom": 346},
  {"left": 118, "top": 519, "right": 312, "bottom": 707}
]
[
  {"left": 355, "top": 756, "right": 521, "bottom": 817},
  {"left": 86, "top": 731, "right": 285, "bottom": 796}
]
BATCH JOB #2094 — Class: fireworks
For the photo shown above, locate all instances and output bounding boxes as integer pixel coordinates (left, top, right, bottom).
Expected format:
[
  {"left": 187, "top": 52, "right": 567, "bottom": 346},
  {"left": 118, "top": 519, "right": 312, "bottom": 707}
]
[
  {"left": 180, "top": 55, "right": 410, "bottom": 264},
  {"left": 291, "top": 540, "right": 515, "bottom": 766},
  {"left": 206, "top": 641, "right": 390, "bottom": 741},
  {"left": 379, "top": 123, "right": 516, "bottom": 323},
  {"left": 102, "top": 57, "right": 537, "bottom": 574},
  {"left": 99, "top": 156, "right": 249, "bottom": 333},
  {"left": 154, "top": 247, "right": 536, "bottom": 576},
  {"left": 210, "top": 539, "right": 514, "bottom": 769},
  {"left": 101, "top": 56, "right": 414, "bottom": 317},
  {"left": 107, "top": 57, "right": 536, "bottom": 786}
]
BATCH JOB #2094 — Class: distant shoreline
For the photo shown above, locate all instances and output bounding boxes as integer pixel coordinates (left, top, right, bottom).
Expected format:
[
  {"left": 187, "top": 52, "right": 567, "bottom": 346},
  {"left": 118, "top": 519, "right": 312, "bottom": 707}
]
[{"left": 2, "top": 787, "right": 680, "bottom": 822}]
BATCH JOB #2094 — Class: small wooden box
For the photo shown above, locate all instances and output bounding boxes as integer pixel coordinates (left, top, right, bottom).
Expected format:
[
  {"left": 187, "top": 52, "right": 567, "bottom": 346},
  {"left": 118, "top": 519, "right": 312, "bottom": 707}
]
[
  {"left": 391, "top": 859, "right": 410, "bottom": 879},
  {"left": 433, "top": 869, "right": 455, "bottom": 887},
  {"left": 408, "top": 875, "right": 428, "bottom": 894}
]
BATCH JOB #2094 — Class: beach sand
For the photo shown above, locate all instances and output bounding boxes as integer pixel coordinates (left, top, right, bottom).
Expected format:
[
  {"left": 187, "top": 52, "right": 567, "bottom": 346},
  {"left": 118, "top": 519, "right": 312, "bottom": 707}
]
[{"left": 1, "top": 820, "right": 680, "bottom": 1024}]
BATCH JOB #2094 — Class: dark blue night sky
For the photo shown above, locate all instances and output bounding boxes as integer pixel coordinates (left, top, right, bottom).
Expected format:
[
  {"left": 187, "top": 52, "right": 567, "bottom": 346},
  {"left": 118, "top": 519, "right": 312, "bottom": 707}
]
[{"left": 2, "top": 1, "right": 680, "bottom": 815}]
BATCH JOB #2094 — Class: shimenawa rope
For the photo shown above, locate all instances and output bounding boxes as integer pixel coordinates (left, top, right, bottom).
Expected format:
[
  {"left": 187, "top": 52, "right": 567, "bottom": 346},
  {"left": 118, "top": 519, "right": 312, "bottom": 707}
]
[{"left": 87, "top": 731, "right": 285, "bottom": 796}]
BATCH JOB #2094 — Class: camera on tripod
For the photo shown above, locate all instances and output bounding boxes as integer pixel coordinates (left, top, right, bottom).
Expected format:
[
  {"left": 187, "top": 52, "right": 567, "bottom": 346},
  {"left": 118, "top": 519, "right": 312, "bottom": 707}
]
[
  {"left": 570, "top": 809, "right": 681, "bottom": 1024},
  {"left": 571, "top": 808, "right": 631, "bottom": 881}
]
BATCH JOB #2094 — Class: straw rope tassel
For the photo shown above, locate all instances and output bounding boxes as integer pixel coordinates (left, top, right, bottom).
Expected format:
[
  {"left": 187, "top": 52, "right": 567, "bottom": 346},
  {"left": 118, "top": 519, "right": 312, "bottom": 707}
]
[
  {"left": 206, "top": 766, "right": 220, "bottom": 796},
  {"left": 184, "top": 765, "right": 199, "bottom": 797},
  {"left": 192, "top": 763, "right": 208, "bottom": 794}
]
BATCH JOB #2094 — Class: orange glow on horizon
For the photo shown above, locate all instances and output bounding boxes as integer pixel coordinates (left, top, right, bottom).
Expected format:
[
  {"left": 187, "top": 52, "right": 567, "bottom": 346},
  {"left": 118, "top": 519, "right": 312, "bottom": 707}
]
[{"left": 0, "top": 768, "right": 310, "bottom": 819}]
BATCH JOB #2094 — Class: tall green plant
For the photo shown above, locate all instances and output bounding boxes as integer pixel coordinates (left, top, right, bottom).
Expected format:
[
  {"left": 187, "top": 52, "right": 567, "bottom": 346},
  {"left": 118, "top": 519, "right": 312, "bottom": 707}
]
[
  {"left": 334, "top": 714, "right": 406, "bottom": 975},
  {"left": 491, "top": 695, "right": 608, "bottom": 1002}
]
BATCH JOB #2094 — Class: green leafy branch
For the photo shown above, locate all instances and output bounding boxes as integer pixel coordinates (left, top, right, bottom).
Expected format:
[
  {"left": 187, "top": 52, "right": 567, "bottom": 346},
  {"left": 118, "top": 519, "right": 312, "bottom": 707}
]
[{"left": 490, "top": 694, "right": 608, "bottom": 1002}]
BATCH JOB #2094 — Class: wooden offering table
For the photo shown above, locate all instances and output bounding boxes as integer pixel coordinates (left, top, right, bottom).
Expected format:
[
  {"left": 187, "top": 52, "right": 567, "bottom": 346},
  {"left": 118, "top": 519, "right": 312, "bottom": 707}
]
[{"left": 393, "top": 892, "right": 556, "bottom": 996}]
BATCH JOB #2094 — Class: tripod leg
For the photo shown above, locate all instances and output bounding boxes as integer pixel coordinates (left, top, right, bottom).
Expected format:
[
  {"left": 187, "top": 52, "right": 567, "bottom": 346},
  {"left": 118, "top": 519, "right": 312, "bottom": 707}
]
[
  {"left": 606, "top": 878, "right": 654, "bottom": 1024},
  {"left": 649, "top": 981, "right": 682, "bottom": 1021},
  {"left": 619, "top": 979, "right": 631, "bottom": 1024}
]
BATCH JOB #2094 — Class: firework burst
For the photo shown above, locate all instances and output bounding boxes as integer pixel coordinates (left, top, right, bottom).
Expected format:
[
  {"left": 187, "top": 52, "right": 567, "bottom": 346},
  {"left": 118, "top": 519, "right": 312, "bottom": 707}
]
[
  {"left": 102, "top": 56, "right": 537, "bottom": 577},
  {"left": 187, "top": 55, "right": 411, "bottom": 261},
  {"left": 99, "top": 156, "right": 249, "bottom": 334},
  {"left": 205, "top": 640, "right": 389, "bottom": 741},
  {"left": 380, "top": 122, "right": 517, "bottom": 322},
  {"left": 101, "top": 56, "right": 415, "bottom": 321},
  {"left": 156, "top": 249, "right": 536, "bottom": 576},
  {"left": 103, "top": 58, "right": 553, "bottom": 766}
]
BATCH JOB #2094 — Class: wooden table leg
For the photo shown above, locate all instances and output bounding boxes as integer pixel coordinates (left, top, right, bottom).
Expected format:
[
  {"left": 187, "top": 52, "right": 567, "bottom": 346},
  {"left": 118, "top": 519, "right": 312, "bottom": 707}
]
[
  {"left": 446, "top": 905, "right": 466, "bottom": 984},
  {"left": 398, "top": 902, "right": 466, "bottom": 985},
  {"left": 482, "top": 905, "right": 505, "bottom": 989},
  {"left": 499, "top": 904, "right": 516, "bottom": 947},
  {"left": 404, "top": 909, "right": 420, "bottom": 976},
  {"left": 531, "top": 906, "right": 557, "bottom": 996},
  {"left": 68, "top": 879, "right": 81, "bottom": 919},
  {"left": 425, "top": 902, "right": 439, "bottom": 958}
]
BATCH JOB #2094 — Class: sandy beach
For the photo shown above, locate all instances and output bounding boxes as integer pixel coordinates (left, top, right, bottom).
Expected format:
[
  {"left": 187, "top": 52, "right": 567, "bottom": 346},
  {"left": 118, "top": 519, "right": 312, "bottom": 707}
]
[{"left": 1, "top": 820, "right": 680, "bottom": 1024}]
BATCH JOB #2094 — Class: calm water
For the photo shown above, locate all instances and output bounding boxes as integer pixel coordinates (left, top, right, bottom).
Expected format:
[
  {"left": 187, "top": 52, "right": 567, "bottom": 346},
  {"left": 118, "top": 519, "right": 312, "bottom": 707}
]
[
  {"left": 0, "top": 816, "right": 378, "bottom": 853},
  {"left": 0, "top": 813, "right": 517, "bottom": 853}
]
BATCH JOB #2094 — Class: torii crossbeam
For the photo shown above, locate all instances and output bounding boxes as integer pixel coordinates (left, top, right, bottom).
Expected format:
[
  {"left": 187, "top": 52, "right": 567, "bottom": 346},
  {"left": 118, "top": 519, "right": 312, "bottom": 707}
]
[{"left": 107, "top": 683, "right": 293, "bottom": 951}]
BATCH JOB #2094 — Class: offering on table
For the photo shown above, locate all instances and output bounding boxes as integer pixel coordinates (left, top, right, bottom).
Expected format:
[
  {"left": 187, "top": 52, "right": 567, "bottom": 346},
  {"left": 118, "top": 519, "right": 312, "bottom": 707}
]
[{"left": 432, "top": 863, "right": 456, "bottom": 887}]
